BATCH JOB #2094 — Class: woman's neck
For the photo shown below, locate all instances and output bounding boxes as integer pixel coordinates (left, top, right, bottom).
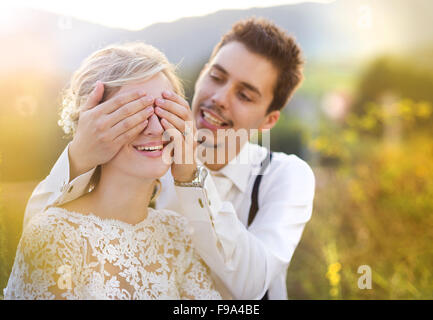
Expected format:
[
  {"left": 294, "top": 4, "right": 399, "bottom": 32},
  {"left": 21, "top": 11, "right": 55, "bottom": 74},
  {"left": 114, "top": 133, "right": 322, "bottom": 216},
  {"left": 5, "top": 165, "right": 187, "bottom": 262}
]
[{"left": 66, "top": 165, "right": 155, "bottom": 225}]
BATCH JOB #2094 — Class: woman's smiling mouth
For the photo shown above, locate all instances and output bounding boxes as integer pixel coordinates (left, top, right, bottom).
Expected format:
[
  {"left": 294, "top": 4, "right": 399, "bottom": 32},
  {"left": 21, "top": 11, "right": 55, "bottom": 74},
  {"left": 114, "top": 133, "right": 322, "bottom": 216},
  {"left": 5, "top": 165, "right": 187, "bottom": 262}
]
[{"left": 133, "top": 141, "right": 166, "bottom": 158}]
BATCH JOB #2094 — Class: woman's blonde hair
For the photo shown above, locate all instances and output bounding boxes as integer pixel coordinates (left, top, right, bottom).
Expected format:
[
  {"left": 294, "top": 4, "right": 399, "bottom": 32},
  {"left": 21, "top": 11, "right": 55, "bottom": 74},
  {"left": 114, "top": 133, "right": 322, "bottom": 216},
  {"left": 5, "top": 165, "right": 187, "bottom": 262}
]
[{"left": 58, "top": 42, "right": 184, "bottom": 136}]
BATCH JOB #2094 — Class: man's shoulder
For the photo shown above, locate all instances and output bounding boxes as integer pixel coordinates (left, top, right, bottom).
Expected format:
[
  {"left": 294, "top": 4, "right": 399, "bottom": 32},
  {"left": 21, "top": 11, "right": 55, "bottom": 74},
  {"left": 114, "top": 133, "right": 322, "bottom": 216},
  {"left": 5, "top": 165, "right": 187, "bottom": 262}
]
[
  {"left": 272, "top": 152, "right": 314, "bottom": 178},
  {"left": 249, "top": 144, "right": 315, "bottom": 201},
  {"left": 249, "top": 143, "right": 314, "bottom": 179}
]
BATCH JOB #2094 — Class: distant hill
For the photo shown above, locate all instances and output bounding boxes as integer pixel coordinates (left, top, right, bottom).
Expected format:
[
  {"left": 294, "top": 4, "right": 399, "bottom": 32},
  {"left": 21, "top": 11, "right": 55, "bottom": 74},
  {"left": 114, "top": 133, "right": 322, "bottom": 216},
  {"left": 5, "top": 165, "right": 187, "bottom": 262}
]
[{"left": 2, "top": 0, "right": 433, "bottom": 75}]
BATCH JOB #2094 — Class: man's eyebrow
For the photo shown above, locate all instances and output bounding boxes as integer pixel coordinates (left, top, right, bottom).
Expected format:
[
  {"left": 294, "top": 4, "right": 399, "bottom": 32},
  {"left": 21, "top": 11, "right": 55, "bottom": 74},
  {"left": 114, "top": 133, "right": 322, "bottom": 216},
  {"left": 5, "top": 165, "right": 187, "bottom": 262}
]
[
  {"left": 212, "top": 64, "right": 228, "bottom": 75},
  {"left": 212, "top": 64, "right": 262, "bottom": 97},
  {"left": 240, "top": 81, "right": 261, "bottom": 98}
]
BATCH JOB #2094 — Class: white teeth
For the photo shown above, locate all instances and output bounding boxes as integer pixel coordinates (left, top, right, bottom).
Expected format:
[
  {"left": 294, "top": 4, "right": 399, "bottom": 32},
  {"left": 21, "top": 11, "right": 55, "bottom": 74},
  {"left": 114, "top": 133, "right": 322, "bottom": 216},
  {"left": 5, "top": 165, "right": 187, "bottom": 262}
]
[
  {"left": 203, "top": 111, "right": 225, "bottom": 126},
  {"left": 136, "top": 145, "right": 163, "bottom": 151}
]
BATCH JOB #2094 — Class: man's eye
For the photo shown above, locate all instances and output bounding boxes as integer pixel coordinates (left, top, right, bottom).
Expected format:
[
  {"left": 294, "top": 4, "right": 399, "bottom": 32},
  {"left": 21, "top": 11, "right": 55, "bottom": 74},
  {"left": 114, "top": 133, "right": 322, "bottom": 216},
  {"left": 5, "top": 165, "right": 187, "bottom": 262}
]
[
  {"left": 238, "top": 92, "right": 252, "bottom": 102},
  {"left": 209, "top": 73, "right": 222, "bottom": 82}
]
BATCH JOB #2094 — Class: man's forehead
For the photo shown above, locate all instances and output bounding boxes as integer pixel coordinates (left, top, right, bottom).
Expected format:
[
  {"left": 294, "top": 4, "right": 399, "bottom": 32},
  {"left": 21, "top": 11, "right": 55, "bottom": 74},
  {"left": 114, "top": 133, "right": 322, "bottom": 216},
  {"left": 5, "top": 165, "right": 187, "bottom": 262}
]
[{"left": 209, "top": 41, "right": 277, "bottom": 96}]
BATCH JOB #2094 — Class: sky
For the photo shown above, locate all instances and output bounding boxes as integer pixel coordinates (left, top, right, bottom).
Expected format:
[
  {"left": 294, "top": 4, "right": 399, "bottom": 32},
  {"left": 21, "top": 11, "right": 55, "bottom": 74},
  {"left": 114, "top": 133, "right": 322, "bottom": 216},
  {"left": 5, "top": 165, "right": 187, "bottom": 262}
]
[{"left": 1, "top": 0, "right": 334, "bottom": 31}]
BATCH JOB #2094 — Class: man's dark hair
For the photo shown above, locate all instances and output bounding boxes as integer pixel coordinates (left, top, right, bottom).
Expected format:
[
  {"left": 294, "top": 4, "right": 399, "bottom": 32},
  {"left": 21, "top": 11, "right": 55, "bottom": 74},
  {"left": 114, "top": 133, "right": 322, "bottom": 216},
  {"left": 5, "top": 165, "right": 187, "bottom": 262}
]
[{"left": 210, "top": 17, "right": 304, "bottom": 113}]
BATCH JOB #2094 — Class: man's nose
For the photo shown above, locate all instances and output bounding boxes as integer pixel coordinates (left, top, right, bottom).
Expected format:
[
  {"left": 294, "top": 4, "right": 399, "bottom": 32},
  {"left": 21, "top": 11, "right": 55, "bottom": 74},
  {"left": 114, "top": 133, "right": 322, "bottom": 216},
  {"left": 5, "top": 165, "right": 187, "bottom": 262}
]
[
  {"left": 211, "top": 84, "right": 230, "bottom": 110},
  {"left": 143, "top": 113, "right": 164, "bottom": 136}
]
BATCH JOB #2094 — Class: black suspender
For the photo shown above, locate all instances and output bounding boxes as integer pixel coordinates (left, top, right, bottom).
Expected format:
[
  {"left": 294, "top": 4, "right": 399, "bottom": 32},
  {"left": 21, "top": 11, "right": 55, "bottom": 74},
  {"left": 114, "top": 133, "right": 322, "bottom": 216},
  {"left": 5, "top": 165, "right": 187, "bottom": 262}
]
[
  {"left": 247, "top": 150, "right": 273, "bottom": 300},
  {"left": 248, "top": 151, "right": 273, "bottom": 227}
]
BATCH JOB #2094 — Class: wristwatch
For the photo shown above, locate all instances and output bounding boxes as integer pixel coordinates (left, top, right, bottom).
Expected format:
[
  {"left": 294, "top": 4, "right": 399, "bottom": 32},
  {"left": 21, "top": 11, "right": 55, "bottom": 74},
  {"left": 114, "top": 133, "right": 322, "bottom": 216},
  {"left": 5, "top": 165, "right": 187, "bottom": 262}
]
[{"left": 174, "top": 165, "right": 208, "bottom": 188}]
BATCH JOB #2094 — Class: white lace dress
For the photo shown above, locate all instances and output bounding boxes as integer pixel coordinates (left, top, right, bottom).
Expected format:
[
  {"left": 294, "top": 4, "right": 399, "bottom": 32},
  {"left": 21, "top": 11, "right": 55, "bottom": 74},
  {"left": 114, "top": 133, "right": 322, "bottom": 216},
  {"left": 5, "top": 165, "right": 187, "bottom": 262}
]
[{"left": 3, "top": 207, "right": 222, "bottom": 300}]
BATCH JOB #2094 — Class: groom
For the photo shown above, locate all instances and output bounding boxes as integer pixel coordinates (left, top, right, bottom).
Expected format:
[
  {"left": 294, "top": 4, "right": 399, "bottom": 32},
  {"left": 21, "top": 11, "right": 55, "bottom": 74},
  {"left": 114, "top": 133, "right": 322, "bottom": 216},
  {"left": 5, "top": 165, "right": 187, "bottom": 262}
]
[{"left": 24, "top": 17, "right": 315, "bottom": 299}]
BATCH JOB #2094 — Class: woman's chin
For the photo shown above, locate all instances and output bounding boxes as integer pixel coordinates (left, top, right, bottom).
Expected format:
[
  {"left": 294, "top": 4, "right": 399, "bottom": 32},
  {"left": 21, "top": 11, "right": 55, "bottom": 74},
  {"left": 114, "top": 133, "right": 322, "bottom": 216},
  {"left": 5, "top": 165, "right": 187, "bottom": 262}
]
[
  {"left": 129, "top": 163, "right": 170, "bottom": 179},
  {"left": 111, "top": 146, "right": 171, "bottom": 179},
  {"left": 116, "top": 161, "right": 167, "bottom": 180}
]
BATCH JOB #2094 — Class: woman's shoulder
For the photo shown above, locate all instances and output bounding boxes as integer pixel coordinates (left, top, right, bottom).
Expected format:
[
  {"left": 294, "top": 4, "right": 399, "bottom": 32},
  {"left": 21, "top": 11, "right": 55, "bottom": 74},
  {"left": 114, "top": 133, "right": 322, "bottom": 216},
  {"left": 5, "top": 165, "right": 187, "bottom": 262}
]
[
  {"left": 18, "top": 207, "right": 86, "bottom": 259},
  {"left": 24, "top": 207, "right": 84, "bottom": 239}
]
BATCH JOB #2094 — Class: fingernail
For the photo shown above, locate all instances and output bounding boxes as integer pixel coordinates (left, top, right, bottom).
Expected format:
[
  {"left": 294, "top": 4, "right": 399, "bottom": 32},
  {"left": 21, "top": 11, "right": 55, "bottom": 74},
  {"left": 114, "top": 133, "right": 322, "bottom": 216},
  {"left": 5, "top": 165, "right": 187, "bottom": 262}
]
[
  {"left": 156, "top": 98, "right": 164, "bottom": 105},
  {"left": 163, "top": 90, "right": 172, "bottom": 97},
  {"left": 146, "top": 106, "right": 154, "bottom": 112}
]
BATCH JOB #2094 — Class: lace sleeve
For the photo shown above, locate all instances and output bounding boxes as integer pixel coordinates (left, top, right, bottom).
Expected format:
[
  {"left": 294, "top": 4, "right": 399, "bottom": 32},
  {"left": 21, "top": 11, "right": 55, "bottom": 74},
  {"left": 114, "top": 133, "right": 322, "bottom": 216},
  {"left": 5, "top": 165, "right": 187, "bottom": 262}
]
[
  {"left": 164, "top": 211, "right": 221, "bottom": 300},
  {"left": 3, "top": 213, "right": 82, "bottom": 300},
  {"left": 179, "top": 248, "right": 222, "bottom": 300}
]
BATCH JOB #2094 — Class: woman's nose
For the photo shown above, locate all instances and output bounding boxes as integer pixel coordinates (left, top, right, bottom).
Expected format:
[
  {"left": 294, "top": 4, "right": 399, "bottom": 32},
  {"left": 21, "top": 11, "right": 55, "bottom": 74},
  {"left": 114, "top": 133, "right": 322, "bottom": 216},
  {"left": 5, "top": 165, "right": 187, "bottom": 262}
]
[{"left": 143, "top": 113, "right": 164, "bottom": 136}]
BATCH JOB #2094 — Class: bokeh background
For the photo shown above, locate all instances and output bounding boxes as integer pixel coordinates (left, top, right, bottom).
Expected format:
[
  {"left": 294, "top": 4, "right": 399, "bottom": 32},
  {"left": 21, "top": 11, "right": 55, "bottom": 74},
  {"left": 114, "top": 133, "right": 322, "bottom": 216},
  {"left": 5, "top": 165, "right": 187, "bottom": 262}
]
[{"left": 1, "top": 0, "right": 432, "bottom": 299}]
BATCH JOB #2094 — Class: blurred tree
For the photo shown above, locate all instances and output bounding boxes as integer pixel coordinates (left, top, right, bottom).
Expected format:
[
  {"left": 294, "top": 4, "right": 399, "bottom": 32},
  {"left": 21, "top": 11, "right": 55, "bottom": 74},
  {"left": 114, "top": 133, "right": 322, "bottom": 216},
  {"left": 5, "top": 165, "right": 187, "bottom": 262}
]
[
  {"left": 268, "top": 113, "right": 307, "bottom": 158},
  {"left": 353, "top": 55, "right": 433, "bottom": 118}
]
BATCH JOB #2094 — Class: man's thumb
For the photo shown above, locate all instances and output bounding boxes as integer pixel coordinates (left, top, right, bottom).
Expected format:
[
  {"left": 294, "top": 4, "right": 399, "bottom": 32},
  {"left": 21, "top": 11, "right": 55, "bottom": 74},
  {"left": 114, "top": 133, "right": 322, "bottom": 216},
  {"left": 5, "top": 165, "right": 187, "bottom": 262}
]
[{"left": 83, "top": 81, "right": 104, "bottom": 110}]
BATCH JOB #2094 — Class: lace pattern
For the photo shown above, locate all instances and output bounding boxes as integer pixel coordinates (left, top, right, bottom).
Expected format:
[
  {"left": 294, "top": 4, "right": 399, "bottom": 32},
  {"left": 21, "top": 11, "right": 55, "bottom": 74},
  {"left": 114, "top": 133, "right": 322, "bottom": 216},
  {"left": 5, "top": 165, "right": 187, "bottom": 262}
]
[{"left": 4, "top": 207, "right": 221, "bottom": 300}]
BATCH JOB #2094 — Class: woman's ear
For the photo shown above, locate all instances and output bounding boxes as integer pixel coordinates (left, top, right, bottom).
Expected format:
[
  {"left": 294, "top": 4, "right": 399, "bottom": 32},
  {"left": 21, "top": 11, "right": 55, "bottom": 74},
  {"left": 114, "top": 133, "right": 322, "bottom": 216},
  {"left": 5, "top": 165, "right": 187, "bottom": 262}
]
[{"left": 259, "top": 110, "right": 280, "bottom": 131}]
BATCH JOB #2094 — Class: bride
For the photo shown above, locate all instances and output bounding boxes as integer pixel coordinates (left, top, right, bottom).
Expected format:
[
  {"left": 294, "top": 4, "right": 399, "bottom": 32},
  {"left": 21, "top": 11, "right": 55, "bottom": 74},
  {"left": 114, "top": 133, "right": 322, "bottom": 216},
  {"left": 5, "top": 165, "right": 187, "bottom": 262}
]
[{"left": 3, "top": 42, "right": 221, "bottom": 300}]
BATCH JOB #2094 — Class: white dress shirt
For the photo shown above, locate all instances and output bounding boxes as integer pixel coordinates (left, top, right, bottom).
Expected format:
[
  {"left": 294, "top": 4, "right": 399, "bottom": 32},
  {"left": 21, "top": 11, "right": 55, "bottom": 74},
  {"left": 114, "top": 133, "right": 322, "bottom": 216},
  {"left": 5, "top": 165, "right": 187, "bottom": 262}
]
[{"left": 23, "top": 141, "right": 315, "bottom": 300}]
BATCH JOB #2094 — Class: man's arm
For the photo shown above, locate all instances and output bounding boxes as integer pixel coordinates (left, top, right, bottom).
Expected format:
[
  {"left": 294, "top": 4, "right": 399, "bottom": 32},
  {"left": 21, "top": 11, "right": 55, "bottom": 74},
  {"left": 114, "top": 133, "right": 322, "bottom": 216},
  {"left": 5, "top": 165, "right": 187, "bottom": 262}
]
[{"left": 174, "top": 155, "right": 315, "bottom": 300}]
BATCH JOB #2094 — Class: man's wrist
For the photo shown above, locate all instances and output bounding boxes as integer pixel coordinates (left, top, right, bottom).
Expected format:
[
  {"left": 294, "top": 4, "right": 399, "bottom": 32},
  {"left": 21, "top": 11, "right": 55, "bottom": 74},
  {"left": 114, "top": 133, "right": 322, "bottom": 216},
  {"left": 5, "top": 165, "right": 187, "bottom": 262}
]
[
  {"left": 172, "top": 162, "right": 198, "bottom": 182},
  {"left": 174, "top": 169, "right": 197, "bottom": 183},
  {"left": 174, "top": 165, "right": 208, "bottom": 188},
  {"left": 68, "top": 142, "right": 93, "bottom": 181}
]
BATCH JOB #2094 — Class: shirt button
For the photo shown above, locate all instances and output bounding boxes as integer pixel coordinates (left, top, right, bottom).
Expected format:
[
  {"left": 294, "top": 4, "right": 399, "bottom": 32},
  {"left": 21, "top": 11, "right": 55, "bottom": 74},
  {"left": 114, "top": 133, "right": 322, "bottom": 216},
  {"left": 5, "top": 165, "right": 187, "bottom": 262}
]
[{"left": 198, "top": 198, "right": 204, "bottom": 208}]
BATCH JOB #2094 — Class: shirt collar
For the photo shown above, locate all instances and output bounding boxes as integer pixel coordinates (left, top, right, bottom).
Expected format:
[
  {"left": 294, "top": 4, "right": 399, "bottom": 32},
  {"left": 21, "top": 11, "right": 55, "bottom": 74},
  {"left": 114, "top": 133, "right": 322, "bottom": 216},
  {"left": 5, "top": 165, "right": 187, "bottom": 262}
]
[{"left": 214, "top": 141, "right": 264, "bottom": 193}]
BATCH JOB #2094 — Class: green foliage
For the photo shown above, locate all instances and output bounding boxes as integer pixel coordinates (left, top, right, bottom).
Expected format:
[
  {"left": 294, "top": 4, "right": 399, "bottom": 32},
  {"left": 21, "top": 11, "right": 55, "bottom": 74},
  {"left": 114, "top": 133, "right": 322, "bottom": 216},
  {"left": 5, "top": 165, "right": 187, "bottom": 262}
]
[
  {"left": 309, "top": 99, "right": 432, "bottom": 164},
  {"left": 353, "top": 55, "right": 433, "bottom": 116},
  {"left": 269, "top": 113, "right": 307, "bottom": 158},
  {"left": 286, "top": 98, "right": 433, "bottom": 299}
]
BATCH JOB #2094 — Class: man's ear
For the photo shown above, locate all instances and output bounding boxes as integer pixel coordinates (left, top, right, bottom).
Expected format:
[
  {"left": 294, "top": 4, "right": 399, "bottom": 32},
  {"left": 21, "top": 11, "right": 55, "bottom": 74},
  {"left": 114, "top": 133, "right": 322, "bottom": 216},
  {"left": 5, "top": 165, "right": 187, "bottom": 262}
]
[{"left": 259, "top": 110, "right": 280, "bottom": 131}]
